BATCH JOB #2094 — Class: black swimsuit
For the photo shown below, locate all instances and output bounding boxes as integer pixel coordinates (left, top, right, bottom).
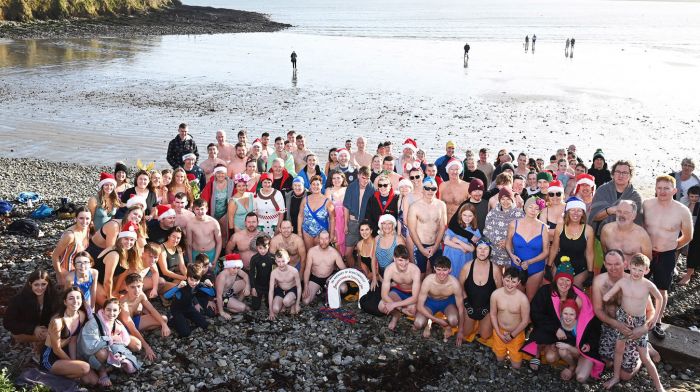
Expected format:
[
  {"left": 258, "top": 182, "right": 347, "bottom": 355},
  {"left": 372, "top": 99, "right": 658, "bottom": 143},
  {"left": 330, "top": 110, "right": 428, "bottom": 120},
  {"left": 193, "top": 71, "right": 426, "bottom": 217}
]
[
  {"left": 86, "top": 224, "right": 109, "bottom": 260},
  {"left": 463, "top": 261, "right": 497, "bottom": 321},
  {"left": 95, "top": 249, "right": 126, "bottom": 285}
]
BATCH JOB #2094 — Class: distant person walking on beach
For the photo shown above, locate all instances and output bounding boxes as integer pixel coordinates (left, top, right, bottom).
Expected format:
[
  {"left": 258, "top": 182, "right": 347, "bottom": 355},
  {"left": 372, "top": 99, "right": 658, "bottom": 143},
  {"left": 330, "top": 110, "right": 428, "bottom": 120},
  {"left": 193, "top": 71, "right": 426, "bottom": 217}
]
[
  {"left": 531, "top": 34, "right": 537, "bottom": 52},
  {"left": 291, "top": 51, "right": 297, "bottom": 70},
  {"left": 570, "top": 38, "right": 575, "bottom": 58},
  {"left": 565, "top": 38, "right": 570, "bottom": 56},
  {"left": 463, "top": 42, "right": 470, "bottom": 67},
  {"left": 524, "top": 35, "right": 529, "bottom": 52}
]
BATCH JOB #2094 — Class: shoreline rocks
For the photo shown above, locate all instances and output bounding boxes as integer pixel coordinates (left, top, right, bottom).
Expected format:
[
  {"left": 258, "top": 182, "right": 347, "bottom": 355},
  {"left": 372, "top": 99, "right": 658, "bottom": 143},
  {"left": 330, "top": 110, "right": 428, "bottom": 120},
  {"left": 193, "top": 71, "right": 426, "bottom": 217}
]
[{"left": 0, "top": 5, "right": 291, "bottom": 40}]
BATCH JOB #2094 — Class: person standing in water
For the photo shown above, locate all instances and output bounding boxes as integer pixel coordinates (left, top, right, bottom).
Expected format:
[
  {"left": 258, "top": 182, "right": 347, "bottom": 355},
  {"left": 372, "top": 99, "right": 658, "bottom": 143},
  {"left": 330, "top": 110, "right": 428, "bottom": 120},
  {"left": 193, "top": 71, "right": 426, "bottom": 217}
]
[
  {"left": 524, "top": 35, "right": 529, "bottom": 52},
  {"left": 565, "top": 38, "right": 570, "bottom": 56},
  {"left": 532, "top": 34, "right": 537, "bottom": 52},
  {"left": 291, "top": 51, "right": 297, "bottom": 70}
]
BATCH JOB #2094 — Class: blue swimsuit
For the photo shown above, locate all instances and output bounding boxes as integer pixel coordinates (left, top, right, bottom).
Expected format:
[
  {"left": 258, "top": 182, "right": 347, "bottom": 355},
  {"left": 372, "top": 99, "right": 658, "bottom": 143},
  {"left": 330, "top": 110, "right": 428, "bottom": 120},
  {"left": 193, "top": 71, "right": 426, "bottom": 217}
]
[
  {"left": 512, "top": 220, "right": 546, "bottom": 276},
  {"left": 302, "top": 198, "right": 329, "bottom": 237}
]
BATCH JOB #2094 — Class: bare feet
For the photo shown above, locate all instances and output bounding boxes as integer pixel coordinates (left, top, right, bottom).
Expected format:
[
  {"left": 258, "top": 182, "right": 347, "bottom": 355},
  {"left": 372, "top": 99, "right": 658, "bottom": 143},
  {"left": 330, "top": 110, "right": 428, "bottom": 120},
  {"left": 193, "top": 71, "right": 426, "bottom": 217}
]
[
  {"left": 560, "top": 367, "right": 574, "bottom": 381},
  {"left": 443, "top": 327, "right": 453, "bottom": 343},
  {"left": 649, "top": 345, "right": 661, "bottom": 363},
  {"left": 422, "top": 325, "right": 431, "bottom": 339},
  {"left": 388, "top": 316, "right": 399, "bottom": 331},
  {"left": 678, "top": 272, "right": 692, "bottom": 286},
  {"left": 603, "top": 376, "right": 620, "bottom": 390}
]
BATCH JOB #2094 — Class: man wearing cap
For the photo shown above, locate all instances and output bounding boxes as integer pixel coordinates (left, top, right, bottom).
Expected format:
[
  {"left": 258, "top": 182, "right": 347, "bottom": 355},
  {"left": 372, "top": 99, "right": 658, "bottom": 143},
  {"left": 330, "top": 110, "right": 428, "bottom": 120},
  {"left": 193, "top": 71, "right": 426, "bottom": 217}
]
[
  {"left": 343, "top": 166, "right": 375, "bottom": 265},
  {"left": 200, "top": 143, "right": 228, "bottom": 182},
  {"left": 435, "top": 141, "right": 457, "bottom": 181},
  {"left": 351, "top": 136, "right": 373, "bottom": 168},
  {"left": 186, "top": 199, "right": 222, "bottom": 265},
  {"left": 439, "top": 158, "right": 470, "bottom": 222},
  {"left": 147, "top": 205, "right": 177, "bottom": 244},
  {"left": 266, "top": 137, "right": 297, "bottom": 176},
  {"left": 303, "top": 230, "right": 347, "bottom": 305},
  {"left": 227, "top": 142, "right": 248, "bottom": 178},
  {"left": 642, "top": 175, "right": 693, "bottom": 338},
  {"left": 395, "top": 138, "right": 418, "bottom": 178},
  {"left": 293, "top": 134, "right": 313, "bottom": 173},
  {"left": 407, "top": 177, "right": 447, "bottom": 276},
  {"left": 225, "top": 212, "right": 262, "bottom": 269},
  {"left": 183, "top": 153, "right": 206, "bottom": 191},
  {"left": 600, "top": 200, "right": 652, "bottom": 266},
  {"left": 216, "top": 254, "right": 250, "bottom": 319},
  {"left": 167, "top": 123, "right": 199, "bottom": 169},
  {"left": 335, "top": 148, "right": 357, "bottom": 183},
  {"left": 215, "top": 130, "right": 235, "bottom": 164},
  {"left": 270, "top": 220, "right": 307, "bottom": 272}
]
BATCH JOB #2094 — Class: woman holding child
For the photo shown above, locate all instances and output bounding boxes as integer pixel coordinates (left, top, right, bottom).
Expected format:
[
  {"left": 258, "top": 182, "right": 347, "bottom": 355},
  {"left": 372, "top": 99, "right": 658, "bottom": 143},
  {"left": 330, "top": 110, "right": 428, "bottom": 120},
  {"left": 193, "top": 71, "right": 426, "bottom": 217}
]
[{"left": 521, "top": 261, "right": 604, "bottom": 382}]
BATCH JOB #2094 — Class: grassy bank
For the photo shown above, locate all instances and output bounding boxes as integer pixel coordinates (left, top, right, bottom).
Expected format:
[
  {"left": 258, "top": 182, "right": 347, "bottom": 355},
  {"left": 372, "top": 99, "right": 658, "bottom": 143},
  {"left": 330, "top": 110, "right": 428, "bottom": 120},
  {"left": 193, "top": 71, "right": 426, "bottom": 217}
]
[{"left": 0, "top": 0, "right": 179, "bottom": 22}]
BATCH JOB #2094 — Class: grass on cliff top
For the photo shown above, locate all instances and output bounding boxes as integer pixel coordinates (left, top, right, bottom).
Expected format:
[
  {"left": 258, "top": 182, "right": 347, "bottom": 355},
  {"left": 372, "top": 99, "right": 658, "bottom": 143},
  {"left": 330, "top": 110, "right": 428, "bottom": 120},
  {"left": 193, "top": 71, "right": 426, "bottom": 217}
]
[{"left": 0, "top": 0, "right": 181, "bottom": 22}]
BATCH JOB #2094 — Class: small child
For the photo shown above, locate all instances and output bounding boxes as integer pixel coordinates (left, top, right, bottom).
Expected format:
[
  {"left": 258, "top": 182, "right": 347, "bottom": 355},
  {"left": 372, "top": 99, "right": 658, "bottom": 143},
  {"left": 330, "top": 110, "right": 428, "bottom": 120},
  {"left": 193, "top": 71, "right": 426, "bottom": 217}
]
[
  {"left": 216, "top": 253, "right": 250, "bottom": 319},
  {"left": 268, "top": 249, "right": 301, "bottom": 320},
  {"left": 65, "top": 251, "right": 98, "bottom": 314},
  {"left": 602, "top": 253, "right": 664, "bottom": 391},
  {"left": 555, "top": 299, "right": 580, "bottom": 380},
  {"left": 489, "top": 267, "right": 530, "bottom": 368},
  {"left": 249, "top": 235, "right": 275, "bottom": 311},
  {"left": 193, "top": 254, "right": 217, "bottom": 315},
  {"left": 164, "top": 264, "right": 215, "bottom": 337}
]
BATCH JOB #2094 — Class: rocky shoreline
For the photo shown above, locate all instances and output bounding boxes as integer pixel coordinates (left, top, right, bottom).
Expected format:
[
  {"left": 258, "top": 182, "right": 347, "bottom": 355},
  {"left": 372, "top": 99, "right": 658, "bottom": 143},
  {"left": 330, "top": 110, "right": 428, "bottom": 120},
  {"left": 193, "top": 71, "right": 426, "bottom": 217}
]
[
  {"left": 0, "top": 5, "right": 290, "bottom": 40},
  {"left": 0, "top": 157, "right": 698, "bottom": 391}
]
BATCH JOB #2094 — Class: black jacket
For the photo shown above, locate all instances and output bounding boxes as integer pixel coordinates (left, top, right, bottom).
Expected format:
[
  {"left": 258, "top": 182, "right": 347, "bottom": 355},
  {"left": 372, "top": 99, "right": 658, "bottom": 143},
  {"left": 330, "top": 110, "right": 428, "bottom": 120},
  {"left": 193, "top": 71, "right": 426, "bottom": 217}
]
[{"left": 3, "top": 291, "right": 54, "bottom": 335}]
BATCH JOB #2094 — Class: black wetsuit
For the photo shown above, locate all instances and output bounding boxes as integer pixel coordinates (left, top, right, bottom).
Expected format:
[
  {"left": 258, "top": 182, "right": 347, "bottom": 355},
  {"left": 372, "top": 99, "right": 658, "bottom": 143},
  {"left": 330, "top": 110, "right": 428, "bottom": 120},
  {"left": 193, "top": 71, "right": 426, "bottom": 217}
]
[{"left": 250, "top": 253, "right": 275, "bottom": 310}]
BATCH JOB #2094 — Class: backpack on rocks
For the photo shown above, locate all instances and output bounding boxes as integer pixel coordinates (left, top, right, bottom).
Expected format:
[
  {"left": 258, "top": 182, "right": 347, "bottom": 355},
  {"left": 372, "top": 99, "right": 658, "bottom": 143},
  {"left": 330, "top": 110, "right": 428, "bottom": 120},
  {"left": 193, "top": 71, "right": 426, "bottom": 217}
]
[
  {"left": 6, "top": 218, "right": 41, "bottom": 238},
  {"left": 0, "top": 200, "right": 12, "bottom": 215},
  {"left": 30, "top": 204, "right": 54, "bottom": 219}
]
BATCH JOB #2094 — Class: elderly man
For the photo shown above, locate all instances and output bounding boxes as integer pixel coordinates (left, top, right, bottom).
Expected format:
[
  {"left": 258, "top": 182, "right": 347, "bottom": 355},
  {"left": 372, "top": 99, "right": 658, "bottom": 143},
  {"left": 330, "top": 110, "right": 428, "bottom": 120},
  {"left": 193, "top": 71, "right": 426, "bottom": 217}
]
[
  {"left": 351, "top": 136, "right": 373, "bottom": 168},
  {"left": 439, "top": 158, "right": 470, "bottom": 221},
  {"left": 395, "top": 138, "right": 419, "bottom": 177},
  {"left": 642, "top": 175, "right": 693, "bottom": 338},
  {"left": 335, "top": 148, "right": 357, "bottom": 183},
  {"left": 167, "top": 123, "right": 199, "bottom": 169},
  {"left": 215, "top": 130, "right": 235, "bottom": 164},
  {"left": 589, "top": 160, "right": 643, "bottom": 234},
  {"left": 671, "top": 157, "right": 699, "bottom": 202},
  {"left": 600, "top": 200, "right": 652, "bottom": 265}
]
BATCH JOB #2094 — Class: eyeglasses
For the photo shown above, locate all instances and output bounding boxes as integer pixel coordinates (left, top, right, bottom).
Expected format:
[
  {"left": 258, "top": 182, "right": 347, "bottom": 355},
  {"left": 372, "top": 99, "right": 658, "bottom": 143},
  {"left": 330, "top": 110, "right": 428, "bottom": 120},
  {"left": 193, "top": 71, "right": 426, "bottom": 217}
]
[
  {"left": 423, "top": 186, "right": 437, "bottom": 191},
  {"left": 548, "top": 192, "right": 562, "bottom": 197},
  {"left": 614, "top": 171, "right": 630, "bottom": 176},
  {"left": 378, "top": 183, "right": 390, "bottom": 188},
  {"left": 409, "top": 175, "right": 421, "bottom": 180}
]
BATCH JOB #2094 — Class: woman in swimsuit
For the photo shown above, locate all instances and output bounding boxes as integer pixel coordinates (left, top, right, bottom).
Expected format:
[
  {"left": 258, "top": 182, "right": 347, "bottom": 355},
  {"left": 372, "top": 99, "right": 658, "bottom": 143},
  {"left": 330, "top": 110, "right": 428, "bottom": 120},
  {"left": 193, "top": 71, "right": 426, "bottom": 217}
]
[
  {"left": 458, "top": 241, "right": 501, "bottom": 340},
  {"left": 299, "top": 175, "right": 335, "bottom": 250},
  {"left": 548, "top": 197, "right": 594, "bottom": 288},
  {"left": 88, "top": 173, "right": 120, "bottom": 233},
  {"left": 168, "top": 168, "right": 195, "bottom": 207},
  {"left": 355, "top": 221, "right": 377, "bottom": 284},
  {"left": 325, "top": 170, "right": 348, "bottom": 256},
  {"left": 86, "top": 204, "right": 146, "bottom": 261},
  {"left": 375, "top": 214, "right": 405, "bottom": 280},
  {"left": 52, "top": 207, "right": 91, "bottom": 286},
  {"left": 120, "top": 170, "right": 158, "bottom": 221},
  {"left": 150, "top": 169, "right": 168, "bottom": 206},
  {"left": 506, "top": 197, "right": 550, "bottom": 301},
  {"left": 114, "top": 161, "right": 129, "bottom": 199},
  {"left": 4, "top": 269, "right": 56, "bottom": 359},
  {"left": 540, "top": 180, "right": 565, "bottom": 241},
  {"left": 245, "top": 159, "right": 261, "bottom": 193},
  {"left": 157, "top": 227, "right": 188, "bottom": 292},
  {"left": 95, "top": 222, "right": 142, "bottom": 306},
  {"left": 64, "top": 251, "right": 98, "bottom": 314},
  {"left": 40, "top": 287, "right": 97, "bottom": 385},
  {"left": 227, "top": 173, "right": 254, "bottom": 233}
]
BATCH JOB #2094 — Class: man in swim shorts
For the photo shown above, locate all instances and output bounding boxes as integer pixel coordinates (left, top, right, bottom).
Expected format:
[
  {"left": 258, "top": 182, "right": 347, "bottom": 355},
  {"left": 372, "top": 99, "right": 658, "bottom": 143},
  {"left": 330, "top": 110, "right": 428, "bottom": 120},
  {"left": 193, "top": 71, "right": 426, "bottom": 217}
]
[
  {"left": 186, "top": 199, "right": 222, "bottom": 265},
  {"left": 414, "top": 256, "right": 464, "bottom": 346},
  {"left": 302, "top": 231, "right": 347, "bottom": 305},
  {"left": 379, "top": 244, "right": 422, "bottom": 331},
  {"left": 407, "top": 177, "right": 447, "bottom": 276}
]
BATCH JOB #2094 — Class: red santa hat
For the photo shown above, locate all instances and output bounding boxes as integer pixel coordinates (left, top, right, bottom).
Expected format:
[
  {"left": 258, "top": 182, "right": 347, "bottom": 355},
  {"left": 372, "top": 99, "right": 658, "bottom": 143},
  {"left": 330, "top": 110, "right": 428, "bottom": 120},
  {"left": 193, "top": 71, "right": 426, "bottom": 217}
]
[
  {"left": 97, "top": 172, "right": 117, "bottom": 190},
  {"left": 213, "top": 166, "right": 227, "bottom": 175},
  {"left": 260, "top": 172, "right": 273, "bottom": 183},
  {"left": 445, "top": 158, "right": 463, "bottom": 174},
  {"left": 182, "top": 153, "right": 197, "bottom": 162},
  {"left": 402, "top": 138, "right": 418, "bottom": 152},
  {"left": 157, "top": 205, "right": 176, "bottom": 220},
  {"left": 574, "top": 173, "right": 596, "bottom": 195},
  {"left": 252, "top": 138, "right": 262, "bottom": 148},
  {"left": 548, "top": 180, "right": 564, "bottom": 194},
  {"left": 336, "top": 148, "right": 350, "bottom": 159},
  {"left": 223, "top": 253, "right": 244, "bottom": 269},
  {"left": 118, "top": 221, "right": 139, "bottom": 239}
]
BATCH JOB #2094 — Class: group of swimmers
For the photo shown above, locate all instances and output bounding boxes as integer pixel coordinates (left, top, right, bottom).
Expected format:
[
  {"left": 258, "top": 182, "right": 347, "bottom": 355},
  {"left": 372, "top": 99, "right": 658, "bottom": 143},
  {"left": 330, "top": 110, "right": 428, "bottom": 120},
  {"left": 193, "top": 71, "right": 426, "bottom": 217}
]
[{"left": 4, "top": 124, "right": 698, "bottom": 390}]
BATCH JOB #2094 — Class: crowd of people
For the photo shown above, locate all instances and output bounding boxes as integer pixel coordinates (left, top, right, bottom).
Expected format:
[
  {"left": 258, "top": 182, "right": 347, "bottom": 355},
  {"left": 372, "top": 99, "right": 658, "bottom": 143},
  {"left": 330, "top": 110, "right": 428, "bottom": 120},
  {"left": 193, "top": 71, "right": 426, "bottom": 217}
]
[{"left": 4, "top": 123, "right": 699, "bottom": 390}]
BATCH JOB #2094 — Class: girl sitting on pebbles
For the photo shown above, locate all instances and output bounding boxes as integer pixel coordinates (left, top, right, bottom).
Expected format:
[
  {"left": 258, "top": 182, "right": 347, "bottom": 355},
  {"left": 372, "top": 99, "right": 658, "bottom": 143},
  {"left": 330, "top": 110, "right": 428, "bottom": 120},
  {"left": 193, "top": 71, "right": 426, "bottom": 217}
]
[
  {"left": 64, "top": 251, "right": 98, "bottom": 314},
  {"left": 94, "top": 222, "right": 143, "bottom": 306},
  {"left": 52, "top": 206, "right": 92, "bottom": 287}
]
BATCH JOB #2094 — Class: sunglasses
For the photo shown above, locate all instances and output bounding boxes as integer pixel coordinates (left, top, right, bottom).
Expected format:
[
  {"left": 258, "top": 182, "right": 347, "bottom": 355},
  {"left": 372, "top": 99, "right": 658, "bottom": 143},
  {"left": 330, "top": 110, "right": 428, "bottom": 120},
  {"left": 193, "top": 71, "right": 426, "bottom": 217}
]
[
  {"left": 423, "top": 186, "right": 437, "bottom": 191},
  {"left": 548, "top": 192, "right": 562, "bottom": 197},
  {"left": 378, "top": 183, "right": 390, "bottom": 188},
  {"left": 409, "top": 175, "right": 422, "bottom": 180}
]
